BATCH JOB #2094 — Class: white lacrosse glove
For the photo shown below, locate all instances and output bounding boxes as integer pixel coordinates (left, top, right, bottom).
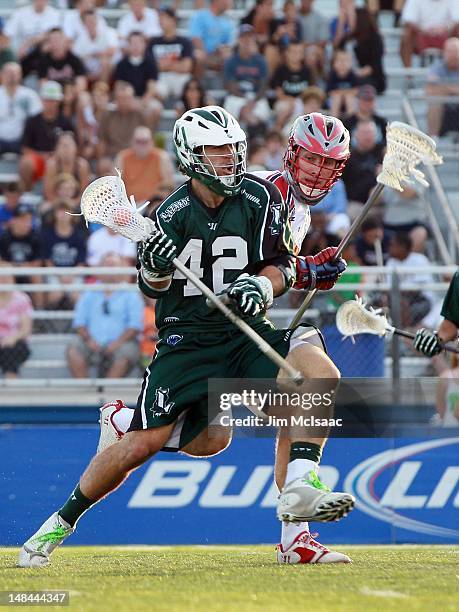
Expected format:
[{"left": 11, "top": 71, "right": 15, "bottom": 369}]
[{"left": 226, "top": 274, "right": 273, "bottom": 317}]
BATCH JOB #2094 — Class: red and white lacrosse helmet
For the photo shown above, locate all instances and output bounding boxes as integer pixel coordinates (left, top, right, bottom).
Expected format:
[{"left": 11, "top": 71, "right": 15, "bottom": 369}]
[{"left": 283, "top": 113, "right": 350, "bottom": 205}]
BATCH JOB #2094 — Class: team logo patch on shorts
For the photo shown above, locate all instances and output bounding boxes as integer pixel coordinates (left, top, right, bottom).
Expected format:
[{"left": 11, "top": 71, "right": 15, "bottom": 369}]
[
  {"left": 166, "top": 334, "right": 183, "bottom": 346},
  {"left": 152, "top": 387, "right": 175, "bottom": 415}
]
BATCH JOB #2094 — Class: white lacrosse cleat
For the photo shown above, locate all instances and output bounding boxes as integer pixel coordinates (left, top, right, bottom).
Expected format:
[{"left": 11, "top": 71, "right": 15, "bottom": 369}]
[
  {"left": 18, "top": 512, "right": 74, "bottom": 568},
  {"left": 277, "top": 471, "right": 355, "bottom": 523},
  {"left": 277, "top": 531, "right": 351, "bottom": 564},
  {"left": 97, "top": 399, "right": 126, "bottom": 453}
]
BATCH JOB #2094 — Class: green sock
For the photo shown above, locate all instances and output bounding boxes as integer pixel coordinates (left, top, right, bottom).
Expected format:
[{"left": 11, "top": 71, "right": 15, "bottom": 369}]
[
  {"left": 59, "top": 484, "right": 95, "bottom": 527},
  {"left": 289, "top": 441, "right": 322, "bottom": 463}
]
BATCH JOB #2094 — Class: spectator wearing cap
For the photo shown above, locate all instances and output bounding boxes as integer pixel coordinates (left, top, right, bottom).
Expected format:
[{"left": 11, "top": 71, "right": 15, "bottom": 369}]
[
  {"left": 117, "top": 0, "right": 161, "bottom": 46},
  {"left": 344, "top": 85, "right": 388, "bottom": 146},
  {"left": 19, "top": 81, "right": 74, "bottom": 192},
  {"left": 400, "top": 0, "right": 459, "bottom": 68},
  {"left": 0, "top": 183, "right": 36, "bottom": 233},
  {"left": 148, "top": 8, "right": 194, "bottom": 101},
  {"left": 0, "top": 262, "right": 33, "bottom": 380},
  {"left": 36, "top": 28, "right": 87, "bottom": 91},
  {"left": 426, "top": 37, "right": 459, "bottom": 137},
  {"left": 298, "top": 0, "right": 329, "bottom": 80},
  {"left": 63, "top": 0, "right": 109, "bottom": 43},
  {"left": 223, "top": 25, "right": 271, "bottom": 134},
  {"left": 4, "top": 0, "right": 60, "bottom": 60},
  {"left": 189, "top": 0, "right": 235, "bottom": 79},
  {"left": 270, "top": 41, "right": 313, "bottom": 132},
  {"left": 326, "top": 49, "right": 359, "bottom": 118},
  {"left": 0, "top": 62, "right": 42, "bottom": 155},
  {"left": 97, "top": 81, "right": 146, "bottom": 162},
  {"left": 72, "top": 9, "right": 119, "bottom": 84},
  {"left": 67, "top": 252, "right": 143, "bottom": 379},
  {"left": 115, "top": 126, "right": 174, "bottom": 207}
]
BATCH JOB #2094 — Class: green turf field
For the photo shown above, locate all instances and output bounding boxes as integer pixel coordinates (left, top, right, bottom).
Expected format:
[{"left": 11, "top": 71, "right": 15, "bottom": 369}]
[{"left": 0, "top": 545, "right": 457, "bottom": 611}]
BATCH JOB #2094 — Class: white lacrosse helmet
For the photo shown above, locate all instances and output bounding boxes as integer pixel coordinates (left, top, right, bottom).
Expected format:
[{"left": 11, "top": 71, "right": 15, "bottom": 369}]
[{"left": 173, "top": 105, "right": 247, "bottom": 197}]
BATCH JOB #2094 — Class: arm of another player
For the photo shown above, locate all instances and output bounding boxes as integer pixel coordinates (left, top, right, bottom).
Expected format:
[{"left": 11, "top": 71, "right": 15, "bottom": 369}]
[
  {"left": 413, "top": 271, "right": 459, "bottom": 356},
  {"left": 294, "top": 246, "right": 347, "bottom": 291}
]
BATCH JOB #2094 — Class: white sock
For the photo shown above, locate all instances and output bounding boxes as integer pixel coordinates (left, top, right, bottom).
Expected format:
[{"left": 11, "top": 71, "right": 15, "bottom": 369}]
[
  {"left": 281, "top": 520, "right": 309, "bottom": 550},
  {"left": 112, "top": 407, "right": 134, "bottom": 433},
  {"left": 285, "top": 458, "right": 317, "bottom": 485},
  {"left": 280, "top": 459, "right": 316, "bottom": 549}
]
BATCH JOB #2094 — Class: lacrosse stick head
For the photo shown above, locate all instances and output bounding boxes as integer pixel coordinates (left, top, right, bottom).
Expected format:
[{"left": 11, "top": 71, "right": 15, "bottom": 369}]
[
  {"left": 377, "top": 121, "right": 442, "bottom": 192},
  {"left": 336, "top": 297, "right": 389, "bottom": 339},
  {"left": 80, "top": 171, "right": 151, "bottom": 242}
]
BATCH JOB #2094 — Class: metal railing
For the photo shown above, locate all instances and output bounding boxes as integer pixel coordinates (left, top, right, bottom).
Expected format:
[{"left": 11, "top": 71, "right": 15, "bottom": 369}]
[
  {"left": 402, "top": 95, "right": 459, "bottom": 263},
  {"left": 0, "top": 265, "right": 455, "bottom": 396}
]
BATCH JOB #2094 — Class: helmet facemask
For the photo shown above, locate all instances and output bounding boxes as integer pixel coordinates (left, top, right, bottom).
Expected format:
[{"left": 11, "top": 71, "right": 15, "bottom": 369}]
[
  {"left": 286, "top": 144, "right": 348, "bottom": 204},
  {"left": 283, "top": 112, "right": 350, "bottom": 206},
  {"left": 173, "top": 106, "right": 248, "bottom": 197},
  {"left": 192, "top": 141, "right": 247, "bottom": 196}
]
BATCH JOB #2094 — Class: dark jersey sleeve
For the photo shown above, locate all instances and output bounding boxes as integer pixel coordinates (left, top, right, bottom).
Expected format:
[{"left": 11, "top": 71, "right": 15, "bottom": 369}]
[
  {"left": 136, "top": 204, "right": 183, "bottom": 300},
  {"left": 441, "top": 270, "right": 459, "bottom": 326}
]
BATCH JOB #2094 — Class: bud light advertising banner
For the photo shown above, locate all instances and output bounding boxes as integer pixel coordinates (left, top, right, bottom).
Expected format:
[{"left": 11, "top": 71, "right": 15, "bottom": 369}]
[{"left": 1, "top": 426, "right": 458, "bottom": 546}]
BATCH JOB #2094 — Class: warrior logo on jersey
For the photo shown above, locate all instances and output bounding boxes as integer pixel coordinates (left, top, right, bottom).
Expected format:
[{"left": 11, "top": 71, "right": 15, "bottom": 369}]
[
  {"left": 269, "top": 202, "right": 283, "bottom": 236},
  {"left": 166, "top": 334, "right": 183, "bottom": 346},
  {"left": 152, "top": 387, "right": 175, "bottom": 415}
]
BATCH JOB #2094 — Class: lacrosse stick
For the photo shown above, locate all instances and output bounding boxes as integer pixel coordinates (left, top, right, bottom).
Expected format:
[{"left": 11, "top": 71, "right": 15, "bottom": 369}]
[
  {"left": 289, "top": 121, "right": 443, "bottom": 329},
  {"left": 336, "top": 297, "right": 459, "bottom": 354},
  {"left": 80, "top": 172, "right": 304, "bottom": 384}
]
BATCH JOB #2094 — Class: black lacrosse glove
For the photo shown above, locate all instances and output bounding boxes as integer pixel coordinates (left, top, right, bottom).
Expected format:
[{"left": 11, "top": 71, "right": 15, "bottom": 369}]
[
  {"left": 140, "top": 223, "right": 177, "bottom": 281},
  {"left": 413, "top": 328, "right": 443, "bottom": 357}
]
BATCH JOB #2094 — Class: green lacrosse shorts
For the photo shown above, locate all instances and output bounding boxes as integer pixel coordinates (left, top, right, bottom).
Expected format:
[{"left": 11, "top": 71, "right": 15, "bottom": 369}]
[{"left": 128, "top": 322, "right": 292, "bottom": 450}]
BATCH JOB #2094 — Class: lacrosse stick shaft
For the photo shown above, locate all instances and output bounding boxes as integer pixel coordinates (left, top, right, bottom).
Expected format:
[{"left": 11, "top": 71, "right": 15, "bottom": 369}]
[
  {"left": 172, "top": 258, "right": 304, "bottom": 383},
  {"left": 389, "top": 327, "right": 459, "bottom": 354},
  {"left": 289, "top": 183, "right": 385, "bottom": 328}
]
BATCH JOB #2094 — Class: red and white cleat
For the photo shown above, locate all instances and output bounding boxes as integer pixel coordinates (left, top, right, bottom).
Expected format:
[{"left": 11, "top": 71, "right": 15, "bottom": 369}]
[
  {"left": 276, "top": 531, "right": 351, "bottom": 564},
  {"left": 97, "top": 400, "right": 126, "bottom": 453}
]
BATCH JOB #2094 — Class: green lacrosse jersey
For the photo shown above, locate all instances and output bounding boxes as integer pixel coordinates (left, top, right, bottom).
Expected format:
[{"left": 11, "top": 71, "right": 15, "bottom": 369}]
[
  {"left": 441, "top": 269, "right": 459, "bottom": 326},
  {"left": 138, "top": 173, "right": 295, "bottom": 334}
]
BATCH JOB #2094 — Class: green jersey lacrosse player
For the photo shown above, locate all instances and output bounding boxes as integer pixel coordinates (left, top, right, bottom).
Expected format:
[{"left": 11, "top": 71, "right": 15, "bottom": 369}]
[
  {"left": 19, "top": 106, "right": 354, "bottom": 568},
  {"left": 413, "top": 269, "right": 459, "bottom": 356}
]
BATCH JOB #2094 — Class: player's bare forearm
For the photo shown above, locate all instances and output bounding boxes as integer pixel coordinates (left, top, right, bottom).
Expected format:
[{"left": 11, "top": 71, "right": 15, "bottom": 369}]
[
  {"left": 437, "top": 318, "right": 458, "bottom": 344},
  {"left": 257, "top": 265, "right": 287, "bottom": 297}
]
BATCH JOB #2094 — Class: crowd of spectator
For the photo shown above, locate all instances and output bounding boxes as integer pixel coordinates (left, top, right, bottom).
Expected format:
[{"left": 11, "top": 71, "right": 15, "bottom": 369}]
[{"left": 0, "top": 0, "right": 455, "bottom": 378}]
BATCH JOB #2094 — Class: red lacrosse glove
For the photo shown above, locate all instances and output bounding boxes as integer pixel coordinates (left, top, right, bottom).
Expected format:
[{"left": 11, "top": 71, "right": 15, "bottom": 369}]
[{"left": 294, "top": 246, "right": 347, "bottom": 291}]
